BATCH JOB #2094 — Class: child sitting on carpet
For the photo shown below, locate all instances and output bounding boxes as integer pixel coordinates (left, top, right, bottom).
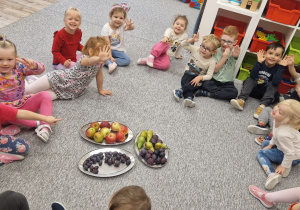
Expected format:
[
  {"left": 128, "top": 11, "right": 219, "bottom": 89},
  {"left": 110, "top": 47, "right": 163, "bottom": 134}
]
[
  {"left": 0, "top": 103, "right": 61, "bottom": 165},
  {"left": 25, "top": 36, "right": 112, "bottom": 100},
  {"left": 230, "top": 43, "right": 287, "bottom": 119},
  {"left": 0, "top": 36, "right": 56, "bottom": 143},
  {"left": 137, "top": 15, "right": 188, "bottom": 71},
  {"left": 173, "top": 33, "right": 220, "bottom": 107},
  {"left": 255, "top": 99, "right": 300, "bottom": 190},
  {"left": 101, "top": 3, "right": 134, "bottom": 73},
  {"left": 249, "top": 185, "right": 300, "bottom": 209},
  {"left": 52, "top": 7, "right": 84, "bottom": 70}
]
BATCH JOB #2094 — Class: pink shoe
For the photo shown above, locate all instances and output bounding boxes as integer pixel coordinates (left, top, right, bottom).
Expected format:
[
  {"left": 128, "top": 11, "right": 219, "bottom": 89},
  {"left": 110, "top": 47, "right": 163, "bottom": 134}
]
[
  {"left": 0, "top": 152, "right": 24, "bottom": 164},
  {"left": 249, "top": 185, "right": 275, "bottom": 208},
  {"left": 0, "top": 125, "right": 21, "bottom": 135},
  {"left": 146, "top": 55, "right": 154, "bottom": 67},
  {"left": 108, "top": 62, "right": 117, "bottom": 74},
  {"left": 137, "top": 58, "right": 147, "bottom": 65}
]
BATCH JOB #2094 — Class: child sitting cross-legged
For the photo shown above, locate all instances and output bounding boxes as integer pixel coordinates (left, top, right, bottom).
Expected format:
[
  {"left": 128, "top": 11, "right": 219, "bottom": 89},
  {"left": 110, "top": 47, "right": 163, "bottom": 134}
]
[{"left": 173, "top": 33, "right": 220, "bottom": 107}]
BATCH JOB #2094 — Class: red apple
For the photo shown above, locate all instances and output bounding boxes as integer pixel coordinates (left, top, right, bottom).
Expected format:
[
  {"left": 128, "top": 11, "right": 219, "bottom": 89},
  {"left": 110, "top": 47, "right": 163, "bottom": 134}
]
[
  {"left": 111, "top": 122, "right": 121, "bottom": 132},
  {"left": 100, "top": 127, "right": 110, "bottom": 138},
  {"left": 90, "top": 122, "right": 100, "bottom": 131},
  {"left": 116, "top": 131, "right": 126, "bottom": 142},
  {"left": 86, "top": 127, "right": 96, "bottom": 138},
  {"left": 119, "top": 125, "right": 128, "bottom": 135},
  {"left": 100, "top": 121, "right": 110, "bottom": 128},
  {"left": 105, "top": 133, "right": 117, "bottom": 144}
]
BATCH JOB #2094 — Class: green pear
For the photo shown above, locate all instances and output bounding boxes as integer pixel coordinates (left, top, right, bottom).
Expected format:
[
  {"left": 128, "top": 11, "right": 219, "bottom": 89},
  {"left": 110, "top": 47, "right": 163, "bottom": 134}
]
[
  {"left": 147, "top": 130, "right": 153, "bottom": 142},
  {"left": 137, "top": 136, "right": 145, "bottom": 149}
]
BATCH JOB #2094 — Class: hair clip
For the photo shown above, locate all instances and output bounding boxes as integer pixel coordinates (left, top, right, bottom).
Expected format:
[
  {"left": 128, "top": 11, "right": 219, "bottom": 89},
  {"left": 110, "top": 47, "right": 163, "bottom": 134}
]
[{"left": 111, "top": 3, "right": 130, "bottom": 13}]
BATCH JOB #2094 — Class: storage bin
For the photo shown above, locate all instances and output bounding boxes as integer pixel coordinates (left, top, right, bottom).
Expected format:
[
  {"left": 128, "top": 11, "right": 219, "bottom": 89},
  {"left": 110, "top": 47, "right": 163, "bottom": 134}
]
[
  {"left": 238, "top": 55, "right": 256, "bottom": 81},
  {"left": 287, "top": 36, "right": 300, "bottom": 65},
  {"left": 265, "top": 0, "right": 300, "bottom": 26},
  {"left": 213, "top": 16, "right": 246, "bottom": 45},
  {"left": 182, "top": 0, "right": 190, "bottom": 3},
  {"left": 249, "top": 28, "right": 285, "bottom": 53},
  {"left": 277, "top": 74, "right": 296, "bottom": 94}
]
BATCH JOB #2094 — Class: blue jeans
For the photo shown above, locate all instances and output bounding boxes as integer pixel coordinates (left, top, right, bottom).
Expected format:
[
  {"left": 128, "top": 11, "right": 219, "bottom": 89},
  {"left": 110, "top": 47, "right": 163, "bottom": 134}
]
[
  {"left": 257, "top": 140, "right": 300, "bottom": 176},
  {"left": 107, "top": 50, "right": 130, "bottom": 66}
]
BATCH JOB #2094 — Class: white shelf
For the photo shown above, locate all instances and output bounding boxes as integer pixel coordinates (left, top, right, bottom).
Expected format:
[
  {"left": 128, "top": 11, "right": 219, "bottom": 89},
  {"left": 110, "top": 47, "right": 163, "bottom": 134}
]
[{"left": 217, "top": 0, "right": 256, "bottom": 17}]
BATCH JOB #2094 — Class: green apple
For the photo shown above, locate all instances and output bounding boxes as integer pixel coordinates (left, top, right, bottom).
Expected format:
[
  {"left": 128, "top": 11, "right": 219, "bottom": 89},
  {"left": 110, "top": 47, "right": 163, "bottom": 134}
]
[
  {"left": 94, "top": 132, "right": 104, "bottom": 143},
  {"left": 100, "top": 127, "right": 110, "bottom": 138},
  {"left": 111, "top": 122, "right": 121, "bottom": 132},
  {"left": 86, "top": 127, "right": 96, "bottom": 139}
]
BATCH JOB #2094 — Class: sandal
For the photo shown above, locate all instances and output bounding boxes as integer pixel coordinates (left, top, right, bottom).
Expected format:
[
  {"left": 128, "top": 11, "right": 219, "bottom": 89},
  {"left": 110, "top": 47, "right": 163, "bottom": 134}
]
[
  {"left": 0, "top": 125, "right": 21, "bottom": 136},
  {"left": 35, "top": 124, "right": 52, "bottom": 143}
]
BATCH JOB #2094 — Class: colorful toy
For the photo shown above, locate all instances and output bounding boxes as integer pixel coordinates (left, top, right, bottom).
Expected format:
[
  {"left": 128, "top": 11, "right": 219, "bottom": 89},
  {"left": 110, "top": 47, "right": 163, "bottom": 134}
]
[
  {"left": 240, "top": 0, "right": 260, "bottom": 12},
  {"left": 189, "top": 0, "right": 203, "bottom": 9},
  {"left": 182, "top": 0, "right": 190, "bottom": 3},
  {"left": 266, "top": 34, "right": 279, "bottom": 42}
]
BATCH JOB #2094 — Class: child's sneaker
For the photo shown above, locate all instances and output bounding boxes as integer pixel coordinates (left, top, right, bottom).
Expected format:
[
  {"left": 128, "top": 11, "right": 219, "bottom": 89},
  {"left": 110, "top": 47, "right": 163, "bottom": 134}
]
[
  {"left": 108, "top": 62, "right": 117, "bottom": 74},
  {"left": 183, "top": 97, "right": 195, "bottom": 108},
  {"left": 249, "top": 185, "right": 275, "bottom": 208},
  {"left": 35, "top": 124, "right": 52, "bottom": 143},
  {"left": 254, "top": 104, "right": 265, "bottom": 119},
  {"left": 146, "top": 55, "right": 154, "bottom": 67},
  {"left": 194, "top": 89, "right": 208, "bottom": 97},
  {"left": 247, "top": 124, "right": 270, "bottom": 135},
  {"left": 137, "top": 58, "right": 147, "bottom": 65},
  {"left": 0, "top": 152, "right": 24, "bottom": 164},
  {"left": 51, "top": 202, "right": 66, "bottom": 210},
  {"left": 230, "top": 99, "right": 244, "bottom": 111},
  {"left": 282, "top": 167, "right": 291, "bottom": 178},
  {"left": 265, "top": 173, "right": 282, "bottom": 190},
  {"left": 173, "top": 89, "right": 183, "bottom": 102},
  {"left": 255, "top": 135, "right": 271, "bottom": 145}
]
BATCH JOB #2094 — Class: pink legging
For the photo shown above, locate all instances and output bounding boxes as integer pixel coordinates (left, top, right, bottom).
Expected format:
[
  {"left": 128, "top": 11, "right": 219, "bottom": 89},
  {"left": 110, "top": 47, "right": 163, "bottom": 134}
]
[
  {"left": 151, "top": 42, "right": 171, "bottom": 71},
  {"left": 266, "top": 187, "right": 300, "bottom": 203},
  {"left": 3, "top": 91, "right": 53, "bottom": 127}
]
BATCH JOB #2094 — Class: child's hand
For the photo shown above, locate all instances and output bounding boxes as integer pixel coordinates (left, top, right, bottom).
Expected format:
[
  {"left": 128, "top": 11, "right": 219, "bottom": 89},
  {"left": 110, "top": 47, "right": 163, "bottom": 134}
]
[
  {"left": 275, "top": 165, "right": 286, "bottom": 175},
  {"left": 257, "top": 50, "right": 266, "bottom": 63},
  {"left": 162, "top": 37, "right": 169, "bottom": 43},
  {"left": 64, "top": 59, "right": 71, "bottom": 68},
  {"left": 44, "top": 116, "right": 62, "bottom": 125},
  {"left": 124, "top": 18, "right": 134, "bottom": 31},
  {"left": 263, "top": 144, "right": 273, "bottom": 150},
  {"left": 279, "top": 55, "right": 288, "bottom": 66},
  {"left": 99, "top": 89, "right": 112, "bottom": 96},
  {"left": 231, "top": 45, "right": 240, "bottom": 58},
  {"left": 222, "top": 48, "right": 231, "bottom": 59},
  {"left": 175, "top": 55, "right": 183, "bottom": 59},
  {"left": 191, "top": 32, "right": 200, "bottom": 43},
  {"left": 287, "top": 54, "right": 295, "bottom": 66},
  {"left": 16, "top": 57, "right": 38, "bottom": 70},
  {"left": 98, "top": 45, "right": 110, "bottom": 63},
  {"left": 190, "top": 75, "right": 203, "bottom": 87}
]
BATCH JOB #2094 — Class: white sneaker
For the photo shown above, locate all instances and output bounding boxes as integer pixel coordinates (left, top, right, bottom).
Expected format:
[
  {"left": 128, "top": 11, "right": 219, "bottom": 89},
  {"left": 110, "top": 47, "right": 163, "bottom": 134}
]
[
  {"left": 184, "top": 98, "right": 195, "bottom": 108},
  {"left": 265, "top": 173, "right": 282, "bottom": 190},
  {"left": 247, "top": 125, "right": 270, "bottom": 135},
  {"left": 282, "top": 167, "right": 291, "bottom": 178},
  {"left": 108, "top": 62, "right": 117, "bottom": 74},
  {"left": 35, "top": 124, "right": 52, "bottom": 143}
]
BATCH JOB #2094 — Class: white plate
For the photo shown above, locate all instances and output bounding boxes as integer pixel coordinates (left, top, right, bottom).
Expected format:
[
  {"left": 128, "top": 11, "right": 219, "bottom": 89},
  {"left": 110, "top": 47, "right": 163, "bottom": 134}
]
[{"left": 78, "top": 148, "right": 135, "bottom": 177}]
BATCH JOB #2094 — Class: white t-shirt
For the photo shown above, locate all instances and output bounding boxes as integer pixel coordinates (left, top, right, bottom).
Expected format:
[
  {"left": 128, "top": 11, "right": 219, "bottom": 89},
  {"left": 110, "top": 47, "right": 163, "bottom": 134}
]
[
  {"left": 164, "top": 28, "right": 188, "bottom": 59},
  {"left": 101, "top": 23, "right": 126, "bottom": 52}
]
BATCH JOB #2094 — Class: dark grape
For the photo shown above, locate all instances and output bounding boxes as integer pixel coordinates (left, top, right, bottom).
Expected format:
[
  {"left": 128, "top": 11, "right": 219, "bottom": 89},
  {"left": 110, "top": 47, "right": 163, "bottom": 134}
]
[
  {"left": 159, "top": 148, "right": 164, "bottom": 153},
  {"left": 161, "top": 157, "right": 167, "bottom": 164},
  {"left": 147, "top": 158, "right": 154, "bottom": 165},
  {"left": 156, "top": 157, "right": 161, "bottom": 164},
  {"left": 116, "top": 154, "right": 121, "bottom": 160},
  {"left": 113, "top": 151, "right": 118, "bottom": 156},
  {"left": 157, "top": 139, "right": 163, "bottom": 144},
  {"left": 111, "top": 157, "right": 116, "bottom": 164},
  {"left": 96, "top": 156, "right": 100, "bottom": 162},
  {"left": 125, "top": 156, "right": 130, "bottom": 160},
  {"left": 148, "top": 150, "right": 153, "bottom": 155},
  {"left": 154, "top": 149, "right": 159, "bottom": 156},
  {"left": 159, "top": 152, "right": 165, "bottom": 158},
  {"left": 152, "top": 135, "right": 159, "bottom": 141},
  {"left": 107, "top": 159, "right": 112, "bottom": 165},
  {"left": 94, "top": 166, "right": 99, "bottom": 170},
  {"left": 83, "top": 165, "right": 88, "bottom": 171},
  {"left": 98, "top": 161, "right": 102, "bottom": 166},
  {"left": 150, "top": 138, "right": 157, "bottom": 145},
  {"left": 106, "top": 155, "right": 111, "bottom": 159},
  {"left": 92, "top": 169, "right": 98, "bottom": 174},
  {"left": 145, "top": 153, "right": 151, "bottom": 160},
  {"left": 126, "top": 159, "right": 131, "bottom": 166},
  {"left": 152, "top": 154, "right": 157, "bottom": 161},
  {"left": 120, "top": 157, "right": 126, "bottom": 163},
  {"left": 140, "top": 149, "right": 147, "bottom": 157},
  {"left": 114, "top": 161, "right": 120, "bottom": 167}
]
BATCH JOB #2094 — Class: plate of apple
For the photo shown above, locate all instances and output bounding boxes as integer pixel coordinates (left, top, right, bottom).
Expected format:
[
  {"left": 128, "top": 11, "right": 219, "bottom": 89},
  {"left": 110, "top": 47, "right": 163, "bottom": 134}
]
[{"left": 80, "top": 121, "right": 133, "bottom": 145}]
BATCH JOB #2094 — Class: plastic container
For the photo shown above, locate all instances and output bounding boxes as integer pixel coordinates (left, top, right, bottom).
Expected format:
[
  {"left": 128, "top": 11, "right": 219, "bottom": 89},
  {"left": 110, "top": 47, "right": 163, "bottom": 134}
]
[
  {"left": 265, "top": 0, "right": 300, "bottom": 26},
  {"left": 182, "top": 0, "right": 190, "bottom": 3},
  {"left": 189, "top": 0, "right": 196, "bottom": 8},
  {"left": 238, "top": 55, "right": 256, "bottom": 81},
  {"left": 287, "top": 36, "right": 300, "bottom": 65},
  {"left": 213, "top": 16, "right": 246, "bottom": 45},
  {"left": 277, "top": 74, "right": 296, "bottom": 94},
  {"left": 249, "top": 28, "right": 285, "bottom": 53}
]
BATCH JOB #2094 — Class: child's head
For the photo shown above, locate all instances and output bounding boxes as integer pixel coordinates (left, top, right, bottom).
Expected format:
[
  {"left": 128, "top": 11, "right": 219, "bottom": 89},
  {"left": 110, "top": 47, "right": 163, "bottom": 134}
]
[
  {"left": 0, "top": 36, "right": 17, "bottom": 74},
  {"left": 82, "top": 36, "right": 108, "bottom": 56},
  {"left": 108, "top": 185, "right": 151, "bottom": 210},
  {"left": 109, "top": 4, "right": 130, "bottom": 23},
  {"left": 172, "top": 15, "right": 188, "bottom": 35},
  {"left": 200, "top": 34, "right": 221, "bottom": 58},
  {"left": 64, "top": 7, "right": 81, "bottom": 33},
  {"left": 220, "top": 25, "right": 239, "bottom": 50},
  {"left": 264, "top": 42, "right": 285, "bottom": 67},
  {"left": 271, "top": 99, "right": 300, "bottom": 130}
]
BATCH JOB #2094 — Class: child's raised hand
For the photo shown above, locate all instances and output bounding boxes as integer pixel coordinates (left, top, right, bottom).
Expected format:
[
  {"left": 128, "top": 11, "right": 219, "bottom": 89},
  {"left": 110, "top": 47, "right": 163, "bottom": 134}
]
[
  {"left": 279, "top": 55, "right": 288, "bottom": 66},
  {"left": 286, "top": 54, "right": 294, "bottom": 66},
  {"left": 257, "top": 50, "right": 266, "bottom": 63},
  {"left": 98, "top": 45, "right": 110, "bottom": 63},
  {"left": 99, "top": 89, "right": 112, "bottom": 96},
  {"left": 124, "top": 18, "right": 134, "bottom": 31},
  {"left": 16, "top": 57, "right": 38, "bottom": 70},
  {"left": 190, "top": 75, "right": 203, "bottom": 87},
  {"left": 231, "top": 45, "right": 240, "bottom": 58},
  {"left": 192, "top": 32, "right": 200, "bottom": 43}
]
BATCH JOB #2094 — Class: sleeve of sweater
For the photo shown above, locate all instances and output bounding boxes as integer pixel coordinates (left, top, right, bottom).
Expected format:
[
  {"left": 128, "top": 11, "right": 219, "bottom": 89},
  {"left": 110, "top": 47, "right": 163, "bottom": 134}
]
[
  {"left": 202, "top": 60, "right": 216, "bottom": 81},
  {"left": 164, "top": 28, "right": 172, "bottom": 38},
  {"left": 52, "top": 31, "right": 66, "bottom": 65},
  {"left": 272, "top": 64, "right": 285, "bottom": 86},
  {"left": 277, "top": 131, "right": 297, "bottom": 168},
  {"left": 250, "top": 61, "right": 262, "bottom": 79}
]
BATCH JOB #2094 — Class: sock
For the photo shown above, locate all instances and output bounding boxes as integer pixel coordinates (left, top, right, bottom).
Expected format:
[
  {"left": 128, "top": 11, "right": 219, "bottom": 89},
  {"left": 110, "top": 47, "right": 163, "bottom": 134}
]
[{"left": 148, "top": 54, "right": 154, "bottom": 59}]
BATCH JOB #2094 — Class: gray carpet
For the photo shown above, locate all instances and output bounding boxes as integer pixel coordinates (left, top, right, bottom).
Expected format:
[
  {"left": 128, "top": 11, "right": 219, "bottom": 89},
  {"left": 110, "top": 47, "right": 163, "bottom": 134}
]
[{"left": 1, "top": 0, "right": 298, "bottom": 209}]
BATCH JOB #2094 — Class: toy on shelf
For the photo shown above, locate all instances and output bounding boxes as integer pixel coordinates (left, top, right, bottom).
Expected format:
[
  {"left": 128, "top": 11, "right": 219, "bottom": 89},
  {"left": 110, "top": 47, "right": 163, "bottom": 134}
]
[
  {"left": 220, "top": 0, "right": 241, "bottom": 6},
  {"left": 189, "top": 0, "right": 203, "bottom": 9},
  {"left": 240, "top": 0, "right": 260, "bottom": 12},
  {"left": 255, "top": 28, "right": 279, "bottom": 43}
]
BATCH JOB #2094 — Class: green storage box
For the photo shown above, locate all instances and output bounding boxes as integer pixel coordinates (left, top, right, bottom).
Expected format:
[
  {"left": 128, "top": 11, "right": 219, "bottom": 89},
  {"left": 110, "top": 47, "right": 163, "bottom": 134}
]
[
  {"left": 238, "top": 55, "right": 256, "bottom": 81},
  {"left": 287, "top": 36, "right": 300, "bottom": 65}
]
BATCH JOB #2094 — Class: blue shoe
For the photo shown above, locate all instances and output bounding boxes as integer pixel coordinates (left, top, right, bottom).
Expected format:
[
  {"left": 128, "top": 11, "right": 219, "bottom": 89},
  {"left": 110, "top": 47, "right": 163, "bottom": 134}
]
[
  {"left": 51, "top": 202, "right": 66, "bottom": 210},
  {"left": 173, "top": 89, "right": 183, "bottom": 102},
  {"left": 184, "top": 97, "right": 195, "bottom": 108},
  {"left": 195, "top": 89, "right": 208, "bottom": 97}
]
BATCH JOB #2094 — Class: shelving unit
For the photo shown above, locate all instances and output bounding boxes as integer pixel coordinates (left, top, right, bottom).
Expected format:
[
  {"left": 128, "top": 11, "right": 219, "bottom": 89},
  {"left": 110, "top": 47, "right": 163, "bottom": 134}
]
[{"left": 196, "top": 0, "right": 300, "bottom": 78}]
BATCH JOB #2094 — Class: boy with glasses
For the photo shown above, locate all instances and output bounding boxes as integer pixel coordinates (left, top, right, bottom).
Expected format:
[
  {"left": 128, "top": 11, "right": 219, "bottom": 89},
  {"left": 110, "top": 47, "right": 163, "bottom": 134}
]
[
  {"left": 195, "top": 25, "right": 240, "bottom": 100},
  {"left": 173, "top": 33, "right": 220, "bottom": 107}
]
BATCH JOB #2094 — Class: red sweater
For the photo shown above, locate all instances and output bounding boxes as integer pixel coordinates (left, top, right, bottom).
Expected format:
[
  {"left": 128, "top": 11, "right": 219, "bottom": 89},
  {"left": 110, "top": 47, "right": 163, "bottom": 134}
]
[
  {"left": 52, "top": 28, "right": 84, "bottom": 65},
  {"left": 0, "top": 104, "right": 18, "bottom": 130}
]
